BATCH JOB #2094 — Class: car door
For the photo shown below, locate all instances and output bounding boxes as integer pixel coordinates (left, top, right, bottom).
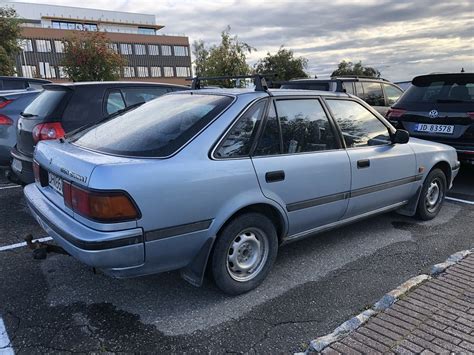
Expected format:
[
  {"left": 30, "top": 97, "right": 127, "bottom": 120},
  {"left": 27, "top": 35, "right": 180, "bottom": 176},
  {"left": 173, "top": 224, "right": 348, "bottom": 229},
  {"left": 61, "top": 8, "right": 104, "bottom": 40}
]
[
  {"left": 251, "top": 97, "right": 351, "bottom": 238},
  {"left": 325, "top": 98, "right": 417, "bottom": 218}
]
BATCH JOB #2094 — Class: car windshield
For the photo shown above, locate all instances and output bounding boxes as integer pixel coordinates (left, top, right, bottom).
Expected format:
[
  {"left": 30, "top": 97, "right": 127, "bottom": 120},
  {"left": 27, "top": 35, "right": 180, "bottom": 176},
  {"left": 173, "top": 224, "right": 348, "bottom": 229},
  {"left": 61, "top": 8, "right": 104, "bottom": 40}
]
[
  {"left": 402, "top": 75, "right": 474, "bottom": 103},
  {"left": 73, "top": 93, "right": 233, "bottom": 157}
]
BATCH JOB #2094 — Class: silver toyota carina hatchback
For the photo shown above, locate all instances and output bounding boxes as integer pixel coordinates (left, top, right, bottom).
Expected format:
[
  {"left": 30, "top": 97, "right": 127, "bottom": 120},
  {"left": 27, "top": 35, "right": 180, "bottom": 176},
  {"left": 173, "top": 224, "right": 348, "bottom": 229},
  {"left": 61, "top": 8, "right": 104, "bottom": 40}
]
[{"left": 25, "top": 76, "right": 460, "bottom": 295}]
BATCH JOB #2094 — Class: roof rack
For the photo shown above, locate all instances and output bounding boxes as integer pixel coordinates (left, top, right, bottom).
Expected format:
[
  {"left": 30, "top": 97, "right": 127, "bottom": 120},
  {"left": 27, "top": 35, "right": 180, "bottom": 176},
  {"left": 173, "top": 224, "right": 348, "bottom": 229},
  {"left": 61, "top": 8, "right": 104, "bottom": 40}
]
[
  {"left": 187, "top": 74, "right": 273, "bottom": 92},
  {"left": 330, "top": 75, "right": 389, "bottom": 82}
]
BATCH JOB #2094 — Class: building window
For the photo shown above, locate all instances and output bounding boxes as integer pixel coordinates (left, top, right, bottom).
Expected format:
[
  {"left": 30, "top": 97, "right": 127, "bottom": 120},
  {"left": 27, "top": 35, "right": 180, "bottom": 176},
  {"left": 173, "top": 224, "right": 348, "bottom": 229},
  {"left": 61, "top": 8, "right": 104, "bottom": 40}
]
[
  {"left": 137, "top": 66, "right": 149, "bottom": 77},
  {"left": 58, "top": 66, "right": 68, "bottom": 79},
  {"left": 38, "top": 62, "right": 56, "bottom": 79},
  {"left": 135, "top": 44, "right": 146, "bottom": 55},
  {"left": 22, "top": 65, "right": 37, "bottom": 78},
  {"left": 54, "top": 40, "right": 64, "bottom": 53},
  {"left": 163, "top": 67, "right": 174, "bottom": 77},
  {"left": 36, "top": 40, "right": 51, "bottom": 52},
  {"left": 150, "top": 67, "right": 161, "bottom": 77},
  {"left": 162, "top": 45, "right": 172, "bottom": 56},
  {"left": 108, "top": 43, "right": 118, "bottom": 53},
  {"left": 120, "top": 43, "right": 132, "bottom": 55},
  {"left": 174, "top": 46, "right": 189, "bottom": 56},
  {"left": 138, "top": 27, "right": 155, "bottom": 35},
  {"left": 176, "top": 67, "right": 191, "bottom": 77},
  {"left": 148, "top": 45, "right": 159, "bottom": 55},
  {"left": 52, "top": 21, "right": 97, "bottom": 31},
  {"left": 123, "top": 66, "right": 135, "bottom": 78},
  {"left": 20, "top": 39, "right": 33, "bottom": 52}
]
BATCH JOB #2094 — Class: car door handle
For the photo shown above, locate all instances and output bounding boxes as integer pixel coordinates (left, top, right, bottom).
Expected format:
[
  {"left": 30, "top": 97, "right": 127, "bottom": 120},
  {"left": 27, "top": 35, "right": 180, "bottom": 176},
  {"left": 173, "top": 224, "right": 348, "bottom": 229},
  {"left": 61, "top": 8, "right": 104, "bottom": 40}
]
[
  {"left": 357, "top": 159, "right": 370, "bottom": 169},
  {"left": 265, "top": 170, "right": 285, "bottom": 183}
]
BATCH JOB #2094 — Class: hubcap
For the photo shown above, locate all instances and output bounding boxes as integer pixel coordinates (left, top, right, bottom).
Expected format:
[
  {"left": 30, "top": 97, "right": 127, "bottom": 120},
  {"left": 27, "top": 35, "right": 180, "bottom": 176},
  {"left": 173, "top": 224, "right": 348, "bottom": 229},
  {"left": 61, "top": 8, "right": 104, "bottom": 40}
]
[
  {"left": 226, "top": 228, "right": 269, "bottom": 282},
  {"left": 425, "top": 178, "right": 443, "bottom": 213}
]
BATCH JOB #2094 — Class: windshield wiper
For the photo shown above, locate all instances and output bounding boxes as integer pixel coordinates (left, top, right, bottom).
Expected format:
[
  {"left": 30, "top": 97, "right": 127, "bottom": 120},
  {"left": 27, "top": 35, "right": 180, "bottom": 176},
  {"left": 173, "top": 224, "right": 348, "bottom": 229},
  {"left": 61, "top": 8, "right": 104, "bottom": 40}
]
[
  {"left": 65, "top": 101, "right": 145, "bottom": 140},
  {"left": 21, "top": 112, "right": 38, "bottom": 118}
]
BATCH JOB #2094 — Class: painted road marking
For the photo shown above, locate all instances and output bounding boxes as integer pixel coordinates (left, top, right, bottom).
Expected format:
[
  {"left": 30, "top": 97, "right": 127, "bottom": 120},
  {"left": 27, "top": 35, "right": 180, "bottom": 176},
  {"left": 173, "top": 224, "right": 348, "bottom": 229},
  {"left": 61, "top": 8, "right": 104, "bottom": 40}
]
[
  {"left": 446, "top": 197, "right": 474, "bottom": 205},
  {"left": 0, "top": 317, "right": 14, "bottom": 355},
  {"left": 0, "top": 185, "right": 21, "bottom": 191},
  {"left": 0, "top": 237, "right": 53, "bottom": 252}
]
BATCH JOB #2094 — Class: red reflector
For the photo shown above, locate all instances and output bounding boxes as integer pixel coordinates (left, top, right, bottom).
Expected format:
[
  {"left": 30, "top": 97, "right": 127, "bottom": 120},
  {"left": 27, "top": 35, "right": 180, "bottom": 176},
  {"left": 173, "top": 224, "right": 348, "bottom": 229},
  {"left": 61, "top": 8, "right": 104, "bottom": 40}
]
[
  {"left": 0, "top": 114, "right": 13, "bottom": 126},
  {"left": 386, "top": 108, "right": 406, "bottom": 119},
  {"left": 32, "top": 122, "right": 65, "bottom": 144},
  {"left": 0, "top": 99, "right": 13, "bottom": 109},
  {"left": 33, "top": 161, "right": 40, "bottom": 182}
]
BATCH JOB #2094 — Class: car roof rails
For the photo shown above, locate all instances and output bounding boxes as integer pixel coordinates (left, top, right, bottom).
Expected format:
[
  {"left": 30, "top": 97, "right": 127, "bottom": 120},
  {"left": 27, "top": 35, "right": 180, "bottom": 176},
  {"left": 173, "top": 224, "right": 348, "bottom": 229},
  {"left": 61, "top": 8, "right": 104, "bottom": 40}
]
[
  {"left": 188, "top": 74, "right": 274, "bottom": 93},
  {"left": 330, "top": 75, "right": 389, "bottom": 82}
]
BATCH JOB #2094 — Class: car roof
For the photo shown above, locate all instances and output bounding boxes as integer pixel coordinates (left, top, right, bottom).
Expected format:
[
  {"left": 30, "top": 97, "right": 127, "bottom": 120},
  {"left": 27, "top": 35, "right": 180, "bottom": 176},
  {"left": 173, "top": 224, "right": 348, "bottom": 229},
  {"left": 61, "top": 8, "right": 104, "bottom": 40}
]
[
  {"left": 44, "top": 81, "right": 189, "bottom": 89},
  {"left": 286, "top": 77, "right": 390, "bottom": 83},
  {"left": 172, "top": 88, "right": 350, "bottom": 98}
]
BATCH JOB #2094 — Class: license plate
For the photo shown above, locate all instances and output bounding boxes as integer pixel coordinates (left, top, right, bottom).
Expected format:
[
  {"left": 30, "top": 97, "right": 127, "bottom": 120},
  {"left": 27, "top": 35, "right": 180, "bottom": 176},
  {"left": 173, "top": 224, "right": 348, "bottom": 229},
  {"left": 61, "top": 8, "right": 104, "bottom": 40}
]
[
  {"left": 12, "top": 158, "right": 22, "bottom": 173},
  {"left": 416, "top": 124, "right": 454, "bottom": 134},
  {"left": 48, "top": 172, "right": 63, "bottom": 196}
]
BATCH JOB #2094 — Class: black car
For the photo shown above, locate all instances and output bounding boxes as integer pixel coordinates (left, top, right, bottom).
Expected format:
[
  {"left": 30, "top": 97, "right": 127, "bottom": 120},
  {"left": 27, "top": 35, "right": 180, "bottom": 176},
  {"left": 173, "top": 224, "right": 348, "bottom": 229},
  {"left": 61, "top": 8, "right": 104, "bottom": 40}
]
[
  {"left": 10, "top": 81, "right": 188, "bottom": 184},
  {"left": 387, "top": 73, "right": 473, "bottom": 164},
  {"left": 280, "top": 76, "right": 404, "bottom": 116},
  {"left": 0, "top": 76, "right": 51, "bottom": 92}
]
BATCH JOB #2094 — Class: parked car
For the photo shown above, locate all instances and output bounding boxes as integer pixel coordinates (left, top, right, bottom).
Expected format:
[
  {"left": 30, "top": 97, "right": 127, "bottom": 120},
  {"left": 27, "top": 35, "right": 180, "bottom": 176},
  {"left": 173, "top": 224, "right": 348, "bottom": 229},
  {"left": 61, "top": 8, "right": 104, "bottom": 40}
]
[
  {"left": 10, "top": 81, "right": 188, "bottom": 184},
  {"left": 280, "top": 76, "right": 404, "bottom": 116},
  {"left": 0, "top": 90, "right": 42, "bottom": 167},
  {"left": 0, "top": 76, "right": 50, "bottom": 92},
  {"left": 24, "top": 76, "right": 459, "bottom": 295},
  {"left": 387, "top": 73, "right": 473, "bottom": 164}
]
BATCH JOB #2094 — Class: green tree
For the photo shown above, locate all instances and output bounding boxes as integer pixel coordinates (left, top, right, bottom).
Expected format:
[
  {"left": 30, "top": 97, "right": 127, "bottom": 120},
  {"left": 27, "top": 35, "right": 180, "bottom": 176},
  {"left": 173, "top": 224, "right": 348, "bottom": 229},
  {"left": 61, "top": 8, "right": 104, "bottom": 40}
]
[
  {"left": 61, "top": 31, "right": 126, "bottom": 82},
  {"left": 331, "top": 60, "right": 380, "bottom": 78},
  {"left": 192, "top": 26, "right": 254, "bottom": 87},
  {"left": 255, "top": 46, "right": 308, "bottom": 81},
  {"left": 0, "top": 6, "right": 21, "bottom": 76}
]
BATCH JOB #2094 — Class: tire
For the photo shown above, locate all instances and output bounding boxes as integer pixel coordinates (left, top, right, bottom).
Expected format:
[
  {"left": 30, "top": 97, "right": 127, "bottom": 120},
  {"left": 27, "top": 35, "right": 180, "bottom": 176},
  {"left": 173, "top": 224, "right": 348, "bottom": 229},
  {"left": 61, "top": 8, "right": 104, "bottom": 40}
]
[
  {"left": 416, "top": 168, "right": 447, "bottom": 220},
  {"left": 211, "top": 213, "right": 278, "bottom": 295}
]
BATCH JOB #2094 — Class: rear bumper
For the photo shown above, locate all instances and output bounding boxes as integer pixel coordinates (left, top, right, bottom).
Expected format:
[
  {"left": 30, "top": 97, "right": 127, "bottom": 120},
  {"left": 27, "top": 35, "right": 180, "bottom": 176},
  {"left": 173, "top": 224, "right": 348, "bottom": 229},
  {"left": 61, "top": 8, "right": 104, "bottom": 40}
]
[
  {"left": 24, "top": 183, "right": 145, "bottom": 270},
  {"left": 10, "top": 147, "right": 34, "bottom": 184}
]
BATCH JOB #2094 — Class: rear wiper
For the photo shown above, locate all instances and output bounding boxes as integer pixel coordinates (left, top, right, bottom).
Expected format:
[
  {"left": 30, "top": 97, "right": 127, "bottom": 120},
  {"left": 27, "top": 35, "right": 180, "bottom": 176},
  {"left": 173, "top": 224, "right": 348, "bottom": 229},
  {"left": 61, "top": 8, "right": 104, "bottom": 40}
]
[
  {"left": 65, "top": 101, "right": 145, "bottom": 140},
  {"left": 21, "top": 112, "right": 38, "bottom": 118},
  {"left": 436, "top": 99, "right": 472, "bottom": 103}
]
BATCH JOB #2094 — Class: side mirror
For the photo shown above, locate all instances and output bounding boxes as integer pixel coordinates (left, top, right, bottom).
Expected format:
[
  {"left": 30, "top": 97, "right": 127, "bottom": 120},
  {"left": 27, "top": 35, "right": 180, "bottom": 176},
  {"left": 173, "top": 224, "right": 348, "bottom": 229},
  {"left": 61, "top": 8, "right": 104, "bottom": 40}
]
[{"left": 392, "top": 129, "right": 409, "bottom": 144}]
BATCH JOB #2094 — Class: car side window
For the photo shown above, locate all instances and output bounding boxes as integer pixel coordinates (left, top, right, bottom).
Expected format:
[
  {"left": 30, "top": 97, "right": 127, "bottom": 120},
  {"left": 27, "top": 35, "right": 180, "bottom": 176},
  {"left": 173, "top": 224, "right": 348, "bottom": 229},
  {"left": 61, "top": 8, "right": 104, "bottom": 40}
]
[
  {"left": 254, "top": 102, "right": 281, "bottom": 156},
  {"left": 106, "top": 90, "right": 126, "bottom": 115},
  {"left": 121, "top": 87, "right": 170, "bottom": 105},
  {"left": 342, "top": 82, "right": 355, "bottom": 95},
  {"left": 384, "top": 84, "right": 403, "bottom": 105},
  {"left": 215, "top": 100, "right": 266, "bottom": 158},
  {"left": 361, "top": 82, "right": 385, "bottom": 106},
  {"left": 277, "top": 99, "right": 338, "bottom": 153},
  {"left": 326, "top": 99, "right": 391, "bottom": 148}
]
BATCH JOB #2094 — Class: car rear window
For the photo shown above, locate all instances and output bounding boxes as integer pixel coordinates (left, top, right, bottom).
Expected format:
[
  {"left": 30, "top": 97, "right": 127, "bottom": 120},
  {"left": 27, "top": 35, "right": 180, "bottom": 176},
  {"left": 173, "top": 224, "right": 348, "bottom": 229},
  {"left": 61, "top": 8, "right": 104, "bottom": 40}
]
[
  {"left": 22, "top": 89, "right": 68, "bottom": 117},
  {"left": 400, "top": 75, "right": 474, "bottom": 104},
  {"left": 280, "top": 82, "right": 331, "bottom": 91},
  {"left": 73, "top": 94, "right": 233, "bottom": 157}
]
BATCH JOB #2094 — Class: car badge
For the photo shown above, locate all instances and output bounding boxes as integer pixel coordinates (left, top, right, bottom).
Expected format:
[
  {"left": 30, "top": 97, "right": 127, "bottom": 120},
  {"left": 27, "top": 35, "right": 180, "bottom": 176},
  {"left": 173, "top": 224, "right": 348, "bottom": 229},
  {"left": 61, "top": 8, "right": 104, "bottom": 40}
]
[{"left": 428, "top": 109, "right": 439, "bottom": 118}]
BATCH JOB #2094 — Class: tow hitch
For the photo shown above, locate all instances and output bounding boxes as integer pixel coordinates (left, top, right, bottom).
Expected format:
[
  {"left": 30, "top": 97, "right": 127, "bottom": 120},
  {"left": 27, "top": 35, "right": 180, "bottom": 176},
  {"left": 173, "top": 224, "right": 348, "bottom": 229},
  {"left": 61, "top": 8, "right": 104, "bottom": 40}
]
[{"left": 25, "top": 234, "right": 69, "bottom": 259}]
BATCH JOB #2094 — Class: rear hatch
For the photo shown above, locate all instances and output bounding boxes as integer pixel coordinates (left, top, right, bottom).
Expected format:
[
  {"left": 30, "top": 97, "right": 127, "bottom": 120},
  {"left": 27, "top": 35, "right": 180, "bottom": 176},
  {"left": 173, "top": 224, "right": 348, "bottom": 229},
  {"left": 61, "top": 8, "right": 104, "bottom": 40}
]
[
  {"left": 390, "top": 74, "right": 474, "bottom": 146},
  {"left": 16, "top": 86, "right": 71, "bottom": 157}
]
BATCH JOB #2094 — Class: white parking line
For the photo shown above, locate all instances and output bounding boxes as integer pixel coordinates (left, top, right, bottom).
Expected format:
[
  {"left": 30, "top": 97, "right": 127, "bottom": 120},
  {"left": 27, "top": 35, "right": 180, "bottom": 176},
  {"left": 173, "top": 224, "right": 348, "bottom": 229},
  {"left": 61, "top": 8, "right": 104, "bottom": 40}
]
[
  {"left": 0, "top": 185, "right": 21, "bottom": 190},
  {"left": 0, "top": 237, "right": 53, "bottom": 252},
  {"left": 446, "top": 196, "right": 474, "bottom": 205},
  {"left": 0, "top": 317, "right": 14, "bottom": 355}
]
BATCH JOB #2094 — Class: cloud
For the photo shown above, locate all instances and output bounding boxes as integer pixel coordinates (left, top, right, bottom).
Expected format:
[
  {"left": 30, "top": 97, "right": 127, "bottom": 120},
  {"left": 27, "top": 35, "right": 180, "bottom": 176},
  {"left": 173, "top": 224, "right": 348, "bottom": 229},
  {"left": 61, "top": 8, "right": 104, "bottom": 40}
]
[{"left": 9, "top": 0, "right": 474, "bottom": 81}]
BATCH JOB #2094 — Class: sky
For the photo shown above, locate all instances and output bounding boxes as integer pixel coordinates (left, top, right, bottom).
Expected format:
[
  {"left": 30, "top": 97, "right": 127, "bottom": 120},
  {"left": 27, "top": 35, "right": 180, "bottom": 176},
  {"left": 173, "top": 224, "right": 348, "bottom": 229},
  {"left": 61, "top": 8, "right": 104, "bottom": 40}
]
[{"left": 10, "top": 0, "right": 474, "bottom": 81}]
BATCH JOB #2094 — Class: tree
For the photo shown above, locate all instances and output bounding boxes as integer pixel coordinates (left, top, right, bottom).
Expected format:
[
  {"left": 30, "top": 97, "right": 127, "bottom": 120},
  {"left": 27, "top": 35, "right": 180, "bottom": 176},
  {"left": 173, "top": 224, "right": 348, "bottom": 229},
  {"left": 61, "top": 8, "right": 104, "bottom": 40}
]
[
  {"left": 192, "top": 26, "right": 254, "bottom": 87},
  {"left": 0, "top": 6, "right": 21, "bottom": 76},
  {"left": 61, "top": 31, "right": 126, "bottom": 82},
  {"left": 255, "top": 46, "right": 308, "bottom": 81},
  {"left": 331, "top": 60, "right": 380, "bottom": 78}
]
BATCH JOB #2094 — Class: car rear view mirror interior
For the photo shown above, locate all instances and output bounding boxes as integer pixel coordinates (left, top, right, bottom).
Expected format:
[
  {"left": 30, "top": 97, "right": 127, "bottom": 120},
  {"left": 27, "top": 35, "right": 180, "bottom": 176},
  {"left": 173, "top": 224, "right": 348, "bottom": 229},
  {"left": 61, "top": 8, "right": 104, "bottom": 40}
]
[{"left": 392, "top": 129, "right": 410, "bottom": 144}]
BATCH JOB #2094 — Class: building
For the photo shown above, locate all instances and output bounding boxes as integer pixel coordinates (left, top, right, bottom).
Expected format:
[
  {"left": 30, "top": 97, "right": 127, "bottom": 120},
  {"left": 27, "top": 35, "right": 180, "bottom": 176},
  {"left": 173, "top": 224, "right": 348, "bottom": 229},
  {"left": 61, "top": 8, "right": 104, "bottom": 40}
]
[{"left": 5, "top": 2, "right": 192, "bottom": 85}]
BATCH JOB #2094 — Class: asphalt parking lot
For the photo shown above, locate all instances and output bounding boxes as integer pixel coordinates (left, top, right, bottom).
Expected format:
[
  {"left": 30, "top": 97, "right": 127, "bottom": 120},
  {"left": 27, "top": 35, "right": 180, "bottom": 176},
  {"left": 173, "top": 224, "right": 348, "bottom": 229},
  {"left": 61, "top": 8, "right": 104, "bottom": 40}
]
[{"left": 0, "top": 166, "right": 472, "bottom": 354}]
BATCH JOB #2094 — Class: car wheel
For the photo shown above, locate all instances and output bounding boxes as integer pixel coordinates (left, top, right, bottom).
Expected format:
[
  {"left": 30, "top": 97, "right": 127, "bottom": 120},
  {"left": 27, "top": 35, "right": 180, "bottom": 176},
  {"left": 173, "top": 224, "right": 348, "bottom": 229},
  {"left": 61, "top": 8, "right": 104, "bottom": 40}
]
[
  {"left": 416, "top": 168, "right": 447, "bottom": 220},
  {"left": 211, "top": 213, "right": 278, "bottom": 295}
]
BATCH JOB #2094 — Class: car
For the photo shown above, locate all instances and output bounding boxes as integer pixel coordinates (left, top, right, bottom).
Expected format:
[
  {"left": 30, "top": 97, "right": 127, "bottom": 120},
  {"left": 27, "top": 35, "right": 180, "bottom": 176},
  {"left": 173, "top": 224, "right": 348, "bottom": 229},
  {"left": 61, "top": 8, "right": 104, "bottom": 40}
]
[
  {"left": 280, "top": 76, "right": 404, "bottom": 116},
  {"left": 386, "top": 73, "right": 473, "bottom": 164},
  {"left": 10, "top": 81, "right": 188, "bottom": 184},
  {"left": 0, "top": 90, "right": 42, "bottom": 168},
  {"left": 0, "top": 76, "right": 50, "bottom": 92},
  {"left": 24, "top": 75, "right": 459, "bottom": 295}
]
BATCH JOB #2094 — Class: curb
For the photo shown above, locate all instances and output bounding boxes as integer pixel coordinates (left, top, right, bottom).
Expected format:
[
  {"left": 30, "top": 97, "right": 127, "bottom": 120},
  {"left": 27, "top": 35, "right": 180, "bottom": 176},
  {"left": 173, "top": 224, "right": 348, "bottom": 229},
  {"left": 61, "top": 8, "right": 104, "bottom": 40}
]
[{"left": 304, "top": 248, "right": 473, "bottom": 354}]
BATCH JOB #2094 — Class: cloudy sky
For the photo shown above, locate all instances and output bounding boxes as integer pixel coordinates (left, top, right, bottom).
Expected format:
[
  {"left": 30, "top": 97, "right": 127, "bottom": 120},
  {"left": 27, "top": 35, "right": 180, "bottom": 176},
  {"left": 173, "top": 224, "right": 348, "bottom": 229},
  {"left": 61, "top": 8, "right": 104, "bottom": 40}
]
[{"left": 11, "top": 0, "right": 474, "bottom": 81}]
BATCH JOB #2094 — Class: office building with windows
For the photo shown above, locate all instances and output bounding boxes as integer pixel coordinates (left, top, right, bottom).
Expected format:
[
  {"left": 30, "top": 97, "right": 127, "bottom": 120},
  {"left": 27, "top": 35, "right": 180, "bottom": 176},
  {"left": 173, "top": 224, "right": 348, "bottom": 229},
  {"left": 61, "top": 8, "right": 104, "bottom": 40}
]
[{"left": 6, "top": 2, "right": 192, "bottom": 84}]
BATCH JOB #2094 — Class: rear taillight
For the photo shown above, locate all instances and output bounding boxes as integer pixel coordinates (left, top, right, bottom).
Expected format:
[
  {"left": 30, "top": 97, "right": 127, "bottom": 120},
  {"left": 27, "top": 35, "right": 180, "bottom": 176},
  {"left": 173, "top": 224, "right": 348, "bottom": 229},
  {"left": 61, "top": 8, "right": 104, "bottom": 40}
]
[
  {"left": 32, "top": 122, "right": 65, "bottom": 144},
  {"left": 0, "top": 99, "right": 13, "bottom": 109},
  {"left": 0, "top": 114, "right": 13, "bottom": 126},
  {"left": 63, "top": 181, "right": 139, "bottom": 222},
  {"left": 468, "top": 112, "right": 474, "bottom": 121},
  {"left": 33, "top": 161, "right": 40, "bottom": 182},
  {"left": 386, "top": 108, "right": 406, "bottom": 119}
]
